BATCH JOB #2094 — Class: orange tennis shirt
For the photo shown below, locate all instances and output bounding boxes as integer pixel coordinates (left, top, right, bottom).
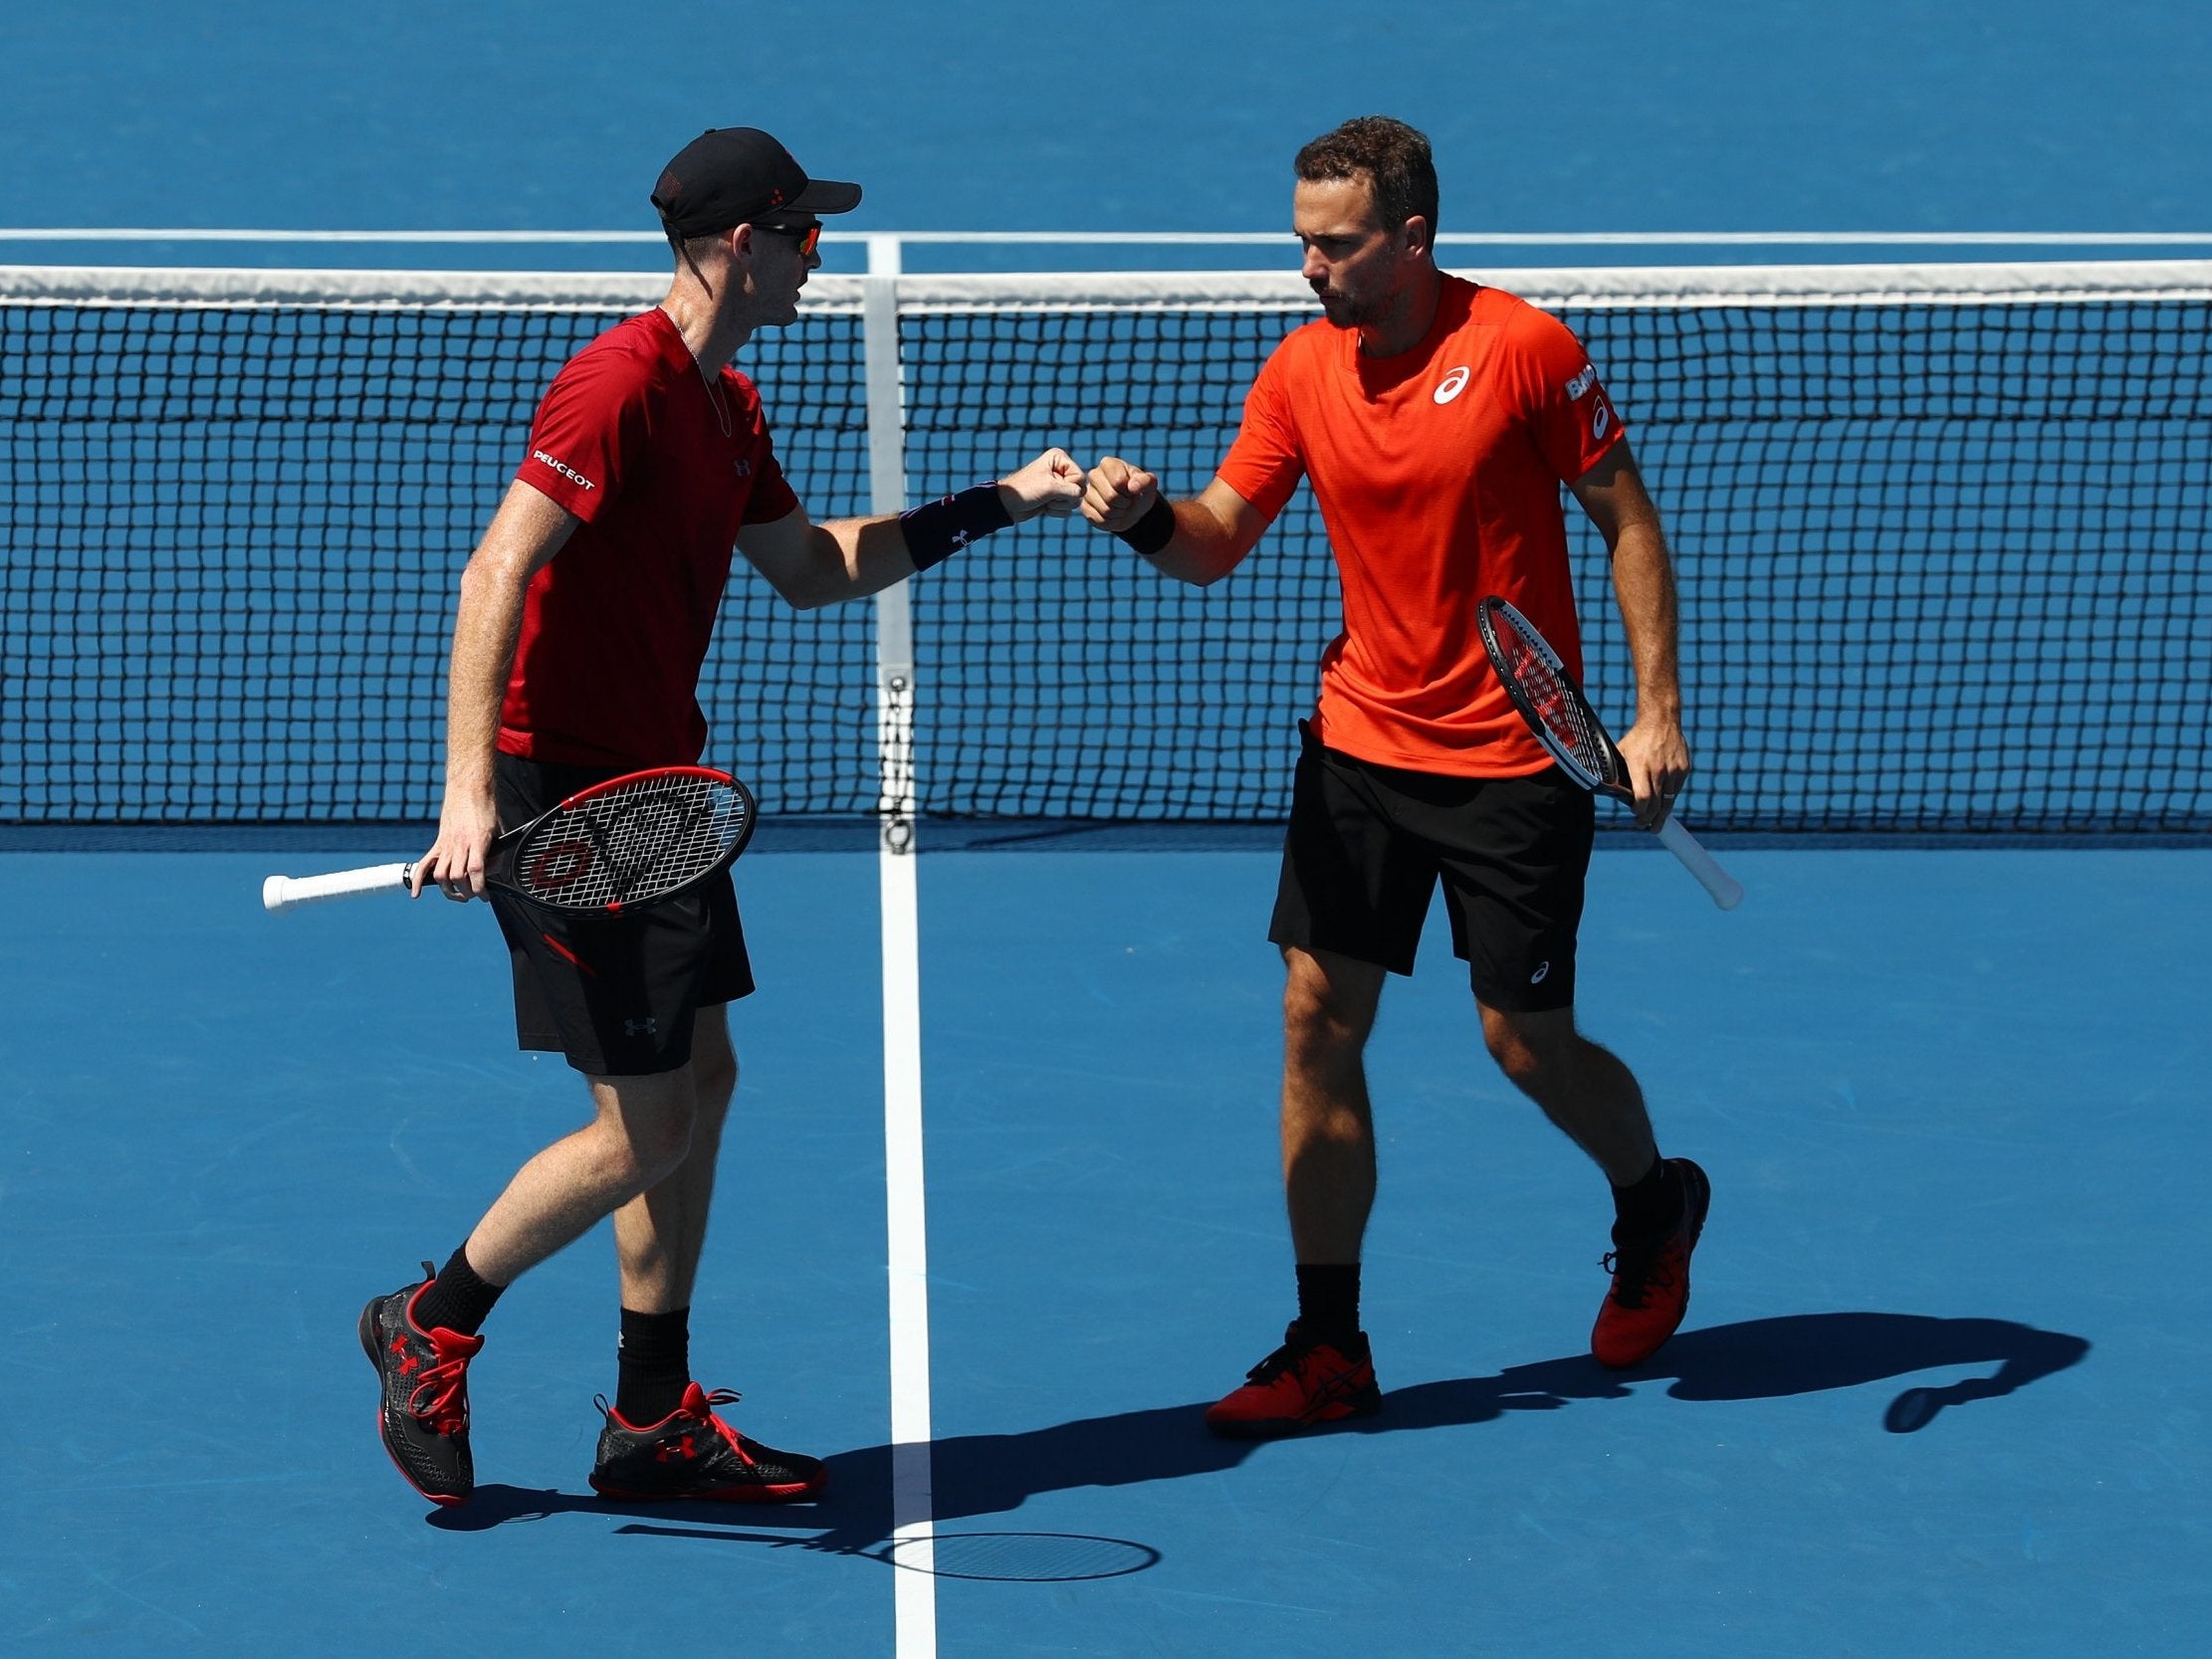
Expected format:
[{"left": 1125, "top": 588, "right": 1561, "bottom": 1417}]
[{"left": 1217, "top": 273, "right": 1625, "bottom": 776}]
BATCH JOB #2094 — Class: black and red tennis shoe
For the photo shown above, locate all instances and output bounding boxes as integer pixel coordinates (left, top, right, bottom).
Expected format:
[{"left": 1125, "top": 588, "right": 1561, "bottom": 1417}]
[
  {"left": 1204, "top": 1322, "right": 1382, "bottom": 1438},
  {"left": 1591, "top": 1156, "right": 1711, "bottom": 1368},
  {"left": 588, "top": 1382, "right": 826, "bottom": 1503},
  {"left": 359, "top": 1262, "right": 484, "bottom": 1506}
]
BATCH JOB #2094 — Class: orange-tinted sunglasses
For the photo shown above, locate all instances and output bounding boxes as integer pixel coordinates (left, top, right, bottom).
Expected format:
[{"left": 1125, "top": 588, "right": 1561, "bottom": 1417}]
[{"left": 756, "top": 219, "right": 822, "bottom": 258}]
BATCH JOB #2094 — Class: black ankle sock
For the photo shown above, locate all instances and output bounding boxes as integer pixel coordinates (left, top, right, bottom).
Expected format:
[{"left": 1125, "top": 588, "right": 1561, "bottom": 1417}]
[
  {"left": 1294, "top": 1262, "right": 1363, "bottom": 1348},
  {"left": 1611, "top": 1156, "right": 1681, "bottom": 1244},
  {"left": 616, "top": 1307, "right": 693, "bottom": 1425},
  {"left": 412, "top": 1246, "right": 504, "bottom": 1337}
]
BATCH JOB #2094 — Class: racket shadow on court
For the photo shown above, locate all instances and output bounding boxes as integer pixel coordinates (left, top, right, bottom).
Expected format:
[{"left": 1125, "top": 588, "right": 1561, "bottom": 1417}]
[
  {"left": 1368, "top": 1311, "right": 2091, "bottom": 1439},
  {"left": 430, "top": 1480, "right": 1164, "bottom": 1583},
  {"left": 436, "top": 1313, "right": 2084, "bottom": 1558}
]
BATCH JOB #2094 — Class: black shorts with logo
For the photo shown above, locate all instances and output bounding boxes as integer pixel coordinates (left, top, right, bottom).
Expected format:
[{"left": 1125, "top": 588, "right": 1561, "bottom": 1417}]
[
  {"left": 1268, "top": 724, "right": 1594, "bottom": 1012},
  {"left": 488, "top": 752, "right": 755, "bottom": 1078}
]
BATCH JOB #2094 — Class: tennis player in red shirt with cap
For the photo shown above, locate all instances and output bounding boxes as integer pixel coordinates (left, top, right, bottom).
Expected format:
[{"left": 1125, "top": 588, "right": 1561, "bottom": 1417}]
[
  {"left": 359, "top": 126, "right": 1081, "bottom": 1506},
  {"left": 1084, "top": 115, "right": 1710, "bottom": 1437}
]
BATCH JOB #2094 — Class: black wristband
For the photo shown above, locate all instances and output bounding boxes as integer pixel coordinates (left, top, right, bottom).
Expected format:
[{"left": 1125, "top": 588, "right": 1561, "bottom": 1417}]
[
  {"left": 1116, "top": 496, "right": 1176, "bottom": 556},
  {"left": 900, "top": 482, "right": 1014, "bottom": 570}
]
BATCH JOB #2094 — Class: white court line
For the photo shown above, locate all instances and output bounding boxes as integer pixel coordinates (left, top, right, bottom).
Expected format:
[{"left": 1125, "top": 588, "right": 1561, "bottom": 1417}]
[
  {"left": 879, "top": 834, "right": 937, "bottom": 1651},
  {"left": 866, "top": 234, "right": 937, "bottom": 1658}
]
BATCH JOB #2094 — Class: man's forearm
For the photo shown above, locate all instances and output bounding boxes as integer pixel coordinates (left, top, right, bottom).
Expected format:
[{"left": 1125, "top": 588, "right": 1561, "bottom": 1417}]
[
  {"left": 1610, "top": 525, "right": 1683, "bottom": 723},
  {"left": 1130, "top": 497, "right": 1252, "bottom": 588},
  {"left": 809, "top": 513, "right": 940, "bottom": 604}
]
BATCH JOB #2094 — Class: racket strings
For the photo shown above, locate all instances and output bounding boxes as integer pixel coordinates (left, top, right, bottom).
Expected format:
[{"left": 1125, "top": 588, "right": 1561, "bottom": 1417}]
[
  {"left": 1503, "top": 636, "right": 1605, "bottom": 774},
  {"left": 516, "top": 776, "right": 750, "bottom": 908}
]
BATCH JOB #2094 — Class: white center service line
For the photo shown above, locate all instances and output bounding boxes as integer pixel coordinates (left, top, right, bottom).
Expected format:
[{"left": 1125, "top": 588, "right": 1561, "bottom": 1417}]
[
  {"left": 866, "top": 233, "right": 937, "bottom": 1659},
  {"left": 879, "top": 831, "right": 936, "bottom": 1653}
]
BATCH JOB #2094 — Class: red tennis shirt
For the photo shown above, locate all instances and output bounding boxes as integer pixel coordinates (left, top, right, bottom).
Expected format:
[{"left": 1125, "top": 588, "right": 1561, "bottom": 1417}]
[
  {"left": 497, "top": 307, "right": 799, "bottom": 768},
  {"left": 1217, "top": 274, "right": 1625, "bottom": 776}
]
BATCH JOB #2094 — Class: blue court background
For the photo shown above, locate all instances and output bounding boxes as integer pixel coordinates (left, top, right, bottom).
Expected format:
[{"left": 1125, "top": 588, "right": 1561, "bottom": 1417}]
[
  {"left": 4, "top": 3, "right": 2210, "bottom": 1655},
  {"left": 4, "top": 1, "right": 2209, "bottom": 260}
]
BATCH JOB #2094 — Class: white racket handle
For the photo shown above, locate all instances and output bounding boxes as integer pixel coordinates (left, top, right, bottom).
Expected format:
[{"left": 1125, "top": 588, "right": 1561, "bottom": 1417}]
[
  {"left": 262, "top": 862, "right": 415, "bottom": 912},
  {"left": 1655, "top": 815, "right": 1744, "bottom": 910}
]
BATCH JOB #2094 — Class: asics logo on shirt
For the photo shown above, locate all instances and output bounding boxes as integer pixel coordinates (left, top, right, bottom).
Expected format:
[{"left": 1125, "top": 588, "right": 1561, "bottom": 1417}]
[
  {"left": 532, "top": 450, "right": 597, "bottom": 492},
  {"left": 1434, "top": 365, "right": 1471, "bottom": 404},
  {"left": 1592, "top": 401, "right": 1613, "bottom": 441}
]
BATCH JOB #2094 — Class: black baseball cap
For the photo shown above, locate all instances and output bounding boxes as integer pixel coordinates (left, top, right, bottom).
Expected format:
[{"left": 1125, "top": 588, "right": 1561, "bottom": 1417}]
[{"left": 650, "top": 127, "right": 862, "bottom": 237}]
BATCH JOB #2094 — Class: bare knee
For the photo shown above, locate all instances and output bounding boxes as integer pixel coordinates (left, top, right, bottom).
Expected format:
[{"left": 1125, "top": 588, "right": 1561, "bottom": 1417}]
[
  {"left": 589, "top": 1081, "right": 698, "bottom": 1188},
  {"left": 1283, "top": 948, "right": 1382, "bottom": 1073},
  {"left": 619, "top": 1107, "right": 694, "bottom": 1188},
  {"left": 1284, "top": 976, "right": 1359, "bottom": 1057},
  {"left": 691, "top": 1050, "right": 737, "bottom": 1129},
  {"left": 1481, "top": 1007, "right": 1579, "bottom": 1096},
  {"left": 690, "top": 1008, "right": 738, "bottom": 1125}
]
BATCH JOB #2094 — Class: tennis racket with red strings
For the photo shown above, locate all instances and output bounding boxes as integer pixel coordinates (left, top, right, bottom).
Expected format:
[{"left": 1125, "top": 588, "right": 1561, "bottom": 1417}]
[
  {"left": 262, "top": 766, "right": 757, "bottom": 915},
  {"left": 1475, "top": 597, "right": 1743, "bottom": 910}
]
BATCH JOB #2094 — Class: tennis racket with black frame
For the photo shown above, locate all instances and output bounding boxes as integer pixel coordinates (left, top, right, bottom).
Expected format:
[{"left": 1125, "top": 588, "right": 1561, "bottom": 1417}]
[
  {"left": 262, "top": 765, "right": 757, "bottom": 915},
  {"left": 1475, "top": 596, "right": 1743, "bottom": 910}
]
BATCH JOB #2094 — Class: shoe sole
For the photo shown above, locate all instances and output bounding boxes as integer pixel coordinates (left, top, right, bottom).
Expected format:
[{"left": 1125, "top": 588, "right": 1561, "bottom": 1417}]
[
  {"left": 1205, "top": 1385, "right": 1384, "bottom": 1441},
  {"left": 588, "top": 1472, "right": 827, "bottom": 1503},
  {"left": 360, "top": 1294, "right": 470, "bottom": 1508}
]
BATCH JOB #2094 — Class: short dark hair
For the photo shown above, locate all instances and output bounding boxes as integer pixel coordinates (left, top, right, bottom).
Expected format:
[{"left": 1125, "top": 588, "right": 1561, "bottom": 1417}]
[
  {"left": 670, "top": 228, "right": 727, "bottom": 264},
  {"left": 1294, "top": 115, "right": 1439, "bottom": 241}
]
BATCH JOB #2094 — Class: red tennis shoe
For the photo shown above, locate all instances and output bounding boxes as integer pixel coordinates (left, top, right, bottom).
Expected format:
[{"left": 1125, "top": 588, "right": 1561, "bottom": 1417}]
[
  {"left": 359, "top": 1261, "right": 484, "bottom": 1505},
  {"left": 1591, "top": 1157, "right": 1711, "bottom": 1368},
  {"left": 1204, "top": 1323, "right": 1382, "bottom": 1438},
  {"left": 589, "top": 1382, "right": 825, "bottom": 1503}
]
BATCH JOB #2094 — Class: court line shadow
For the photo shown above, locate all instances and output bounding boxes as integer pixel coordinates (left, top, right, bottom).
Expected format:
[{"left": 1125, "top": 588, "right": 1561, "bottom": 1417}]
[{"left": 435, "top": 1311, "right": 2087, "bottom": 1553}]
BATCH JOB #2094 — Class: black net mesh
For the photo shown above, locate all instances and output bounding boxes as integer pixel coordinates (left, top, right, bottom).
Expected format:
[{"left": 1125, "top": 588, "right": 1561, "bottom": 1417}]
[{"left": 3, "top": 272, "right": 2206, "bottom": 834}]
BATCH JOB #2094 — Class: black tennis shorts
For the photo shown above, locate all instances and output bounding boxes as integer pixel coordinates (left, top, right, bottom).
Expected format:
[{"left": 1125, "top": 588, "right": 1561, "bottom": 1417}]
[
  {"left": 488, "top": 752, "right": 755, "bottom": 1078},
  {"left": 1268, "top": 723, "right": 1595, "bottom": 1011}
]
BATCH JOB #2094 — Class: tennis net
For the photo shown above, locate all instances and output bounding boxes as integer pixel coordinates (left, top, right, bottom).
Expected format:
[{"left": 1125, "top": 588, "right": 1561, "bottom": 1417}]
[{"left": 3, "top": 259, "right": 2207, "bottom": 835}]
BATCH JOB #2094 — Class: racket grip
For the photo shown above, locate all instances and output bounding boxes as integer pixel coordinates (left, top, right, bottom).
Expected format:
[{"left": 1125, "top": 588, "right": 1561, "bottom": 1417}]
[
  {"left": 1655, "top": 815, "right": 1744, "bottom": 911},
  {"left": 262, "top": 863, "right": 415, "bottom": 912}
]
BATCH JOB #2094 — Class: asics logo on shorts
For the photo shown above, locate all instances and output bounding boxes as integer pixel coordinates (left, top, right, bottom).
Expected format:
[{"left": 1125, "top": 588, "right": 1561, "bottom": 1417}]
[
  {"left": 1530, "top": 960, "right": 1551, "bottom": 985},
  {"left": 1434, "top": 365, "right": 1471, "bottom": 404}
]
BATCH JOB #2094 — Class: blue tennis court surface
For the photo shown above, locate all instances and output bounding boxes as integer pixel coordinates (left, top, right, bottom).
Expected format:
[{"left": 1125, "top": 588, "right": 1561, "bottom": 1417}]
[{"left": 6, "top": 845, "right": 2205, "bottom": 1654}]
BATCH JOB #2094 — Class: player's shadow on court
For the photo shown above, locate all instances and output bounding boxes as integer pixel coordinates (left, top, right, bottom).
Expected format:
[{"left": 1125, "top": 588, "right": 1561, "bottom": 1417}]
[
  {"left": 437, "top": 1311, "right": 2084, "bottom": 1554},
  {"left": 1383, "top": 1310, "right": 2092, "bottom": 1436}
]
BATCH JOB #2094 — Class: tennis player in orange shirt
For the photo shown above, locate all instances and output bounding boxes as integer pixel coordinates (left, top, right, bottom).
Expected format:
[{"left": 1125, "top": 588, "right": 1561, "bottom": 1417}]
[{"left": 1083, "top": 115, "right": 1711, "bottom": 1437}]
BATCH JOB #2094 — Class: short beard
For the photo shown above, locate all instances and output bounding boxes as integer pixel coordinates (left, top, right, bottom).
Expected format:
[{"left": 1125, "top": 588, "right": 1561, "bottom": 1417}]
[{"left": 1313, "top": 288, "right": 1374, "bottom": 330}]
